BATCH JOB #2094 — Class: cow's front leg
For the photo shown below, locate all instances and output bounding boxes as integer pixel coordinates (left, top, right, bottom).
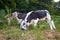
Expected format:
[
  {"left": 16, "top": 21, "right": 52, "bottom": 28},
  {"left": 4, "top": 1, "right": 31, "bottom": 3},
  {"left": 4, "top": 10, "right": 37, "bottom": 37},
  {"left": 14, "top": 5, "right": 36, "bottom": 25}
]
[
  {"left": 7, "top": 18, "right": 11, "bottom": 25},
  {"left": 33, "top": 18, "right": 39, "bottom": 27}
]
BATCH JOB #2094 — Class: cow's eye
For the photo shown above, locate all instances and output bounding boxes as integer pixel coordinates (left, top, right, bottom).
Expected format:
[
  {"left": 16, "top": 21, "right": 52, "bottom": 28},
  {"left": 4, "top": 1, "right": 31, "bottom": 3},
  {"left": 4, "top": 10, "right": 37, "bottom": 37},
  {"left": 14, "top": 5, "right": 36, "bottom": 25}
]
[{"left": 23, "top": 23, "right": 25, "bottom": 25}]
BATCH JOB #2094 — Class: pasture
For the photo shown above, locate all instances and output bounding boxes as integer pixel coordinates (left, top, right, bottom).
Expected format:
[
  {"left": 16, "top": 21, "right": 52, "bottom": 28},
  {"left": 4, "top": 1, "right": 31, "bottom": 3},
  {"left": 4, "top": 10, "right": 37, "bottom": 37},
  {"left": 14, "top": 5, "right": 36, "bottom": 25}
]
[
  {"left": 0, "top": 0, "right": 60, "bottom": 40},
  {"left": 0, "top": 15, "right": 60, "bottom": 40}
]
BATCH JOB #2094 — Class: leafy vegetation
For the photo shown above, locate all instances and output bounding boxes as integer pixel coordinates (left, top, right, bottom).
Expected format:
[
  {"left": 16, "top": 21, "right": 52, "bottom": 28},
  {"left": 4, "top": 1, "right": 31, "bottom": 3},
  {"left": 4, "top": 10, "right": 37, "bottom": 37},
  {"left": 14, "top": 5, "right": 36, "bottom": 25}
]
[{"left": 0, "top": 0, "right": 60, "bottom": 14}]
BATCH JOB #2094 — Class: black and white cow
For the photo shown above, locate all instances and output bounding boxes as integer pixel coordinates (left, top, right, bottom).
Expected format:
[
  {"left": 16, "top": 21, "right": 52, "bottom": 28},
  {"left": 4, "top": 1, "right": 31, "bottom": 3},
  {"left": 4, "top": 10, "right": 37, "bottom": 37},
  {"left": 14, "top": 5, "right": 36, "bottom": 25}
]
[
  {"left": 5, "top": 11, "right": 26, "bottom": 25},
  {"left": 20, "top": 10, "right": 56, "bottom": 30},
  {"left": 12, "top": 11, "right": 26, "bottom": 24}
]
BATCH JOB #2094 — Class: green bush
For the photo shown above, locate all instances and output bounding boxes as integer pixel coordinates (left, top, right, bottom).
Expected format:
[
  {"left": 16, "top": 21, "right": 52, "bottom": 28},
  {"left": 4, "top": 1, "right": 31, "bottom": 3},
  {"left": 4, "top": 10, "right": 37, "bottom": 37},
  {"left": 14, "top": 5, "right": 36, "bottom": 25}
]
[
  {"left": 0, "top": 23, "right": 8, "bottom": 29},
  {"left": 0, "top": 9, "right": 6, "bottom": 20},
  {"left": 11, "top": 19, "right": 18, "bottom": 26}
]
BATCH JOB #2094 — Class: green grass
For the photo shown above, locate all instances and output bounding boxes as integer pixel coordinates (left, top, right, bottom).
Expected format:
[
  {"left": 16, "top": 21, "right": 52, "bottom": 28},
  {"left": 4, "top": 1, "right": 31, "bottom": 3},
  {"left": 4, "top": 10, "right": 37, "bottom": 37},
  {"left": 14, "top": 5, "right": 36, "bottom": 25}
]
[{"left": 0, "top": 15, "right": 60, "bottom": 40}]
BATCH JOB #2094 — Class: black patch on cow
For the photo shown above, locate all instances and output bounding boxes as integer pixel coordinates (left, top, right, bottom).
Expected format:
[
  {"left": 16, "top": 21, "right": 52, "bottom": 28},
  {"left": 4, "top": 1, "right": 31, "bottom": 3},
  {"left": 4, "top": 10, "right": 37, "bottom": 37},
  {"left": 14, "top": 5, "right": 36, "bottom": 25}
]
[
  {"left": 17, "top": 13, "right": 27, "bottom": 20},
  {"left": 17, "top": 13, "right": 22, "bottom": 19},
  {"left": 21, "top": 14, "right": 27, "bottom": 20},
  {"left": 26, "top": 10, "right": 47, "bottom": 22}
]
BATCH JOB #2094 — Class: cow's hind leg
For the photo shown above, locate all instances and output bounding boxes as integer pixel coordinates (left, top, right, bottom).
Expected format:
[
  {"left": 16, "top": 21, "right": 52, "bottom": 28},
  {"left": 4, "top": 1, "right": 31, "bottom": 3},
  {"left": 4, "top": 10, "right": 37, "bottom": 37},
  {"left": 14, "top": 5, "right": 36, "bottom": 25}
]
[
  {"left": 47, "top": 19, "right": 53, "bottom": 30},
  {"left": 46, "top": 12, "right": 56, "bottom": 30},
  {"left": 50, "top": 20, "right": 56, "bottom": 30},
  {"left": 47, "top": 19, "right": 56, "bottom": 30}
]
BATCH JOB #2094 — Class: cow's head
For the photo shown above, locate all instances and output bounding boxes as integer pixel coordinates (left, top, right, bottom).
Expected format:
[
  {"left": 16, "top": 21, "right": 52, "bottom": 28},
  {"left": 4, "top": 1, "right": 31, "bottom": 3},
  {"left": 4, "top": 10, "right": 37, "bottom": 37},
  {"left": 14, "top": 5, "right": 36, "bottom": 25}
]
[
  {"left": 20, "top": 20, "right": 30, "bottom": 30},
  {"left": 20, "top": 11, "right": 33, "bottom": 30},
  {"left": 12, "top": 11, "right": 19, "bottom": 18}
]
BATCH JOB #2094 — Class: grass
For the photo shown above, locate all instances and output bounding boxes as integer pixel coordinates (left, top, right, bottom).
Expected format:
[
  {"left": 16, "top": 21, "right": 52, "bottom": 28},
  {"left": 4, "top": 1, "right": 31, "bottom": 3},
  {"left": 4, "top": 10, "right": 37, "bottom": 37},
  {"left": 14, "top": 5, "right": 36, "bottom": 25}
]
[{"left": 0, "top": 15, "right": 60, "bottom": 40}]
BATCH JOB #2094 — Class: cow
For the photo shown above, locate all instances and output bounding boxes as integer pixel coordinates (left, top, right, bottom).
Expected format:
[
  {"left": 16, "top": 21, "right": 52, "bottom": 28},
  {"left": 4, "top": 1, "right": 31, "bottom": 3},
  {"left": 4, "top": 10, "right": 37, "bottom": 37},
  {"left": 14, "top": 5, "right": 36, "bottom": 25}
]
[
  {"left": 5, "top": 11, "right": 26, "bottom": 25},
  {"left": 20, "top": 10, "right": 56, "bottom": 30},
  {"left": 12, "top": 11, "right": 26, "bottom": 24}
]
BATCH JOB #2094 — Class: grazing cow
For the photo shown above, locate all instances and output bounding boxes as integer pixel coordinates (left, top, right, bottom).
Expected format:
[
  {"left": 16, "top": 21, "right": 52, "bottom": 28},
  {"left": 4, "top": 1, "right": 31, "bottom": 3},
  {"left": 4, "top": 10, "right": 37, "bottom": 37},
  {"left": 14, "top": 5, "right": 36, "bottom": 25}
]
[
  {"left": 5, "top": 11, "right": 26, "bottom": 25},
  {"left": 12, "top": 11, "right": 26, "bottom": 24},
  {"left": 20, "top": 10, "right": 56, "bottom": 30}
]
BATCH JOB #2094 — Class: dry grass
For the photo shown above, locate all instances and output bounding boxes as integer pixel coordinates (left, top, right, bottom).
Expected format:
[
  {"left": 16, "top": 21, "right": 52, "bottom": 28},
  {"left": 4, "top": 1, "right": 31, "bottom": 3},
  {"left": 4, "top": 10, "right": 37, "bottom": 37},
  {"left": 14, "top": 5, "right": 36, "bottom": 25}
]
[{"left": 0, "top": 26, "right": 60, "bottom": 40}]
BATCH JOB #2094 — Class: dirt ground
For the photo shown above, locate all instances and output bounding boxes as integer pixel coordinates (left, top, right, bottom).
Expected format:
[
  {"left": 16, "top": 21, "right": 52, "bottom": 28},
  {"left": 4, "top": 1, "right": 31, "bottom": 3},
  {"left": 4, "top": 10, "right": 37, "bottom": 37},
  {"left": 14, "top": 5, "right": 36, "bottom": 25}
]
[
  {"left": 44, "top": 30, "right": 60, "bottom": 40},
  {"left": 0, "top": 30, "right": 60, "bottom": 40}
]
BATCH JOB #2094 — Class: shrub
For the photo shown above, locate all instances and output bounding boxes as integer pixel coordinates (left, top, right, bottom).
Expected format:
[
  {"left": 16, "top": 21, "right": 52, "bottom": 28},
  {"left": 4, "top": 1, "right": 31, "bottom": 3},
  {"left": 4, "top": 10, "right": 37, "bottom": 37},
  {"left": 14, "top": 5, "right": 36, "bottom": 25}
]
[{"left": 0, "top": 9, "right": 6, "bottom": 20}]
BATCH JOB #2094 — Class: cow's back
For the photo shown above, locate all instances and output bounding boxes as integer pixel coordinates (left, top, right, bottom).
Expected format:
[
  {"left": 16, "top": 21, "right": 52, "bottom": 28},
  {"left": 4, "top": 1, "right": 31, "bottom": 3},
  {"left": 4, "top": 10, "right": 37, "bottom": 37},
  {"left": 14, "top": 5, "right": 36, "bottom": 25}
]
[
  {"left": 35, "top": 10, "right": 47, "bottom": 19},
  {"left": 26, "top": 10, "right": 47, "bottom": 22}
]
